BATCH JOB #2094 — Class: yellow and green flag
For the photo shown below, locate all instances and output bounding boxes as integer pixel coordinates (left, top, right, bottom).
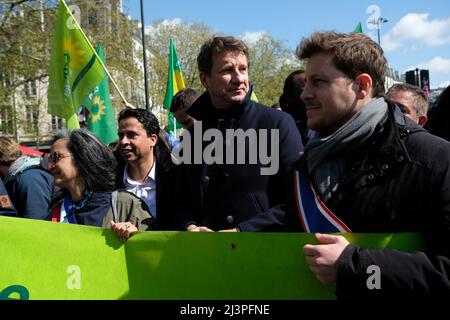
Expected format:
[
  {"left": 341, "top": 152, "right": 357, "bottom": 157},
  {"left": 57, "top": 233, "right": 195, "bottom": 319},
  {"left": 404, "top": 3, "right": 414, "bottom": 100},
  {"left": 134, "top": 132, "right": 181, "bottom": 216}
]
[
  {"left": 85, "top": 43, "right": 118, "bottom": 145},
  {"left": 163, "top": 39, "right": 185, "bottom": 135},
  {"left": 48, "top": 0, "right": 104, "bottom": 130}
]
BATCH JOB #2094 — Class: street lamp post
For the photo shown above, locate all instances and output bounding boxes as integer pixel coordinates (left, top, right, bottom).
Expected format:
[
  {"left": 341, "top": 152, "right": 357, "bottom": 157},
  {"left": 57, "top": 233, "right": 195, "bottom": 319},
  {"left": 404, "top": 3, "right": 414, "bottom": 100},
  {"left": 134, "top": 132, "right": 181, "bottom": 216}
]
[{"left": 369, "top": 17, "right": 388, "bottom": 46}]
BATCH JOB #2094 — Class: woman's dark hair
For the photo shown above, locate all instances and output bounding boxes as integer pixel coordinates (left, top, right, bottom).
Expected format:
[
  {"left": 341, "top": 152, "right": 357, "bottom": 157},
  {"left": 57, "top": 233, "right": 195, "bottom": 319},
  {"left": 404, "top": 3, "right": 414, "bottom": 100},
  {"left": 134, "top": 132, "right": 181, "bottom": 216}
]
[{"left": 51, "top": 129, "right": 117, "bottom": 192}]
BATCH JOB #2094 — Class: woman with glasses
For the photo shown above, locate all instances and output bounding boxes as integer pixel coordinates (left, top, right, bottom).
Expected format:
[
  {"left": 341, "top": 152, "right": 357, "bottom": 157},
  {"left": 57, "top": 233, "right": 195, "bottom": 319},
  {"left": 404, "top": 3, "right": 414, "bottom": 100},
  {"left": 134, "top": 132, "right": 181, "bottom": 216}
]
[{"left": 48, "top": 129, "right": 154, "bottom": 242}]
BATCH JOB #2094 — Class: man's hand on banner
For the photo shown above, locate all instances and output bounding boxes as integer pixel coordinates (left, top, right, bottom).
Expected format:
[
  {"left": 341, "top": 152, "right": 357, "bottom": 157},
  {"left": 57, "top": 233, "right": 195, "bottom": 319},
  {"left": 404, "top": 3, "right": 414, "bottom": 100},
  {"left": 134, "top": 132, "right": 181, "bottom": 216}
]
[
  {"left": 303, "top": 233, "right": 350, "bottom": 285},
  {"left": 111, "top": 221, "right": 138, "bottom": 242}
]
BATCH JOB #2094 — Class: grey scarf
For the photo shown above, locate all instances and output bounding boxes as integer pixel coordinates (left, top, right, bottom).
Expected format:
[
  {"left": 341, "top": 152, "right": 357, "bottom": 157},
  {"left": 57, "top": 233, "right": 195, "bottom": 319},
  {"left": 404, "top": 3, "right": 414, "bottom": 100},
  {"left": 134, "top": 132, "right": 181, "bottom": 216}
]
[
  {"left": 304, "top": 98, "right": 388, "bottom": 202},
  {"left": 4, "top": 156, "right": 42, "bottom": 185}
]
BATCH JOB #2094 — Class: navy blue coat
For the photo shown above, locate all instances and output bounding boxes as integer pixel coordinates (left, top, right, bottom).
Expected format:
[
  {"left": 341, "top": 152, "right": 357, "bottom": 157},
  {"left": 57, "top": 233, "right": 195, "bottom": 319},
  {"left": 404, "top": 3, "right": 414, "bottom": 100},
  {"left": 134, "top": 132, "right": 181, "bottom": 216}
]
[
  {"left": 174, "top": 90, "right": 303, "bottom": 231},
  {"left": 5, "top": 166, "right": 53, "bottom": 220},
  {"left": 0, "top": 178, "right": 17, "bottom": 217}
]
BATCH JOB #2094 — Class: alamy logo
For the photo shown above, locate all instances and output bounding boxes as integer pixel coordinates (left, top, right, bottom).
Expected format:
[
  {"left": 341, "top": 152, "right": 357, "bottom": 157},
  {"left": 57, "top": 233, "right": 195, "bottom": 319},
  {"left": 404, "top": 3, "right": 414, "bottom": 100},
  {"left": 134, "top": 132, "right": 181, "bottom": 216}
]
[
  {"left": 66, "top": 265, "right": 81, "bottom": 290},
  {"left": 67, "top": 5, "right": 81, "bottom": 30},
  {"left": 366, "top": 265, "right": 381, "bottom": 290},
  {"left": 172, "top": 121, "right": 280, "bottom": 176}
]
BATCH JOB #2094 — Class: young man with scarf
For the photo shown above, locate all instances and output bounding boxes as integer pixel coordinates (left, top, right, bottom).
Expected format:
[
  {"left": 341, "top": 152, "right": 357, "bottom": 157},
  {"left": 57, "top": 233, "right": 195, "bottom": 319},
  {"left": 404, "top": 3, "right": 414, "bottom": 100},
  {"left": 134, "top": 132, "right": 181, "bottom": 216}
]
[{"left": 286, "top": 31, "right": 450, "bottom": 298}]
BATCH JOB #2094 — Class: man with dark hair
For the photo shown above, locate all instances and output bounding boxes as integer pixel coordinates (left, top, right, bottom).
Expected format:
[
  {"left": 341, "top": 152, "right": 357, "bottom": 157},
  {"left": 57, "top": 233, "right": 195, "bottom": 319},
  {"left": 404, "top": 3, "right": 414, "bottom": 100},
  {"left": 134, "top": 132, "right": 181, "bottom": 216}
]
[
  {"left": 286, "top": 31, "right": 450, "bottom": 298},
  {"left": 170, "top": 88, "right": 199, "bottom": 129},
  {"left": 279, "top": 70, "right": 312, "bottom": 145},
  {"left": 174, "top": 36, "right": 303, "bottom": 232},
  {"left": 116, "top": 108, "right": 176, "bottom": 230},
  {"left": 0, "top": 137, "right": 53, "bottom": 220},
  {"left": 387, "top": 83, "right": 428, "bottom": 126}
]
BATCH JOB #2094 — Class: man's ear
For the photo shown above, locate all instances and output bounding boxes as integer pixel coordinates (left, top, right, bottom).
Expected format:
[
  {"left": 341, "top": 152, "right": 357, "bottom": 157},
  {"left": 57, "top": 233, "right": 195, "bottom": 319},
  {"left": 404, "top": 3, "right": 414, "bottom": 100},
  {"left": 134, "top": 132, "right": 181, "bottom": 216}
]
[
  {"left": 199, "top": 72, "right": 208, "bottom": 89},
  {"left": 354, "top": 73, "right": 373, "bottom": 99},
  {"left": 150, "top": 134, "right": 158, "bottom": 147},
  {"left": 418, "top": 115, "right": 428, "bottom": 127}
]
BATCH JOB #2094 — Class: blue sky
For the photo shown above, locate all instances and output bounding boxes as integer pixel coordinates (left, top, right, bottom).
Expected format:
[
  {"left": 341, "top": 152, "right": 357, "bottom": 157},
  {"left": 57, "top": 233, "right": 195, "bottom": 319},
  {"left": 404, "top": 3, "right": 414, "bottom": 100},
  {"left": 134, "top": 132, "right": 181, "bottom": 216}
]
[{"left": 123, "top": 0, "right": 450, "bottom": 89}]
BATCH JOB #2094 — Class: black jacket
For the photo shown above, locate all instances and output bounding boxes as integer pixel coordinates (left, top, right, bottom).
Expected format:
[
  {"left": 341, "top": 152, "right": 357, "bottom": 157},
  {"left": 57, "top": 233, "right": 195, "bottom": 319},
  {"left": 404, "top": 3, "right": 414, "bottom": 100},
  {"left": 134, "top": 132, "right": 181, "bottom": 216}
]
[
  {"left": 174, "top": 89, "right": 303, "bottom": 231},
  {"left": 287, "top": 101, "right": 450, "bottom": 298}
]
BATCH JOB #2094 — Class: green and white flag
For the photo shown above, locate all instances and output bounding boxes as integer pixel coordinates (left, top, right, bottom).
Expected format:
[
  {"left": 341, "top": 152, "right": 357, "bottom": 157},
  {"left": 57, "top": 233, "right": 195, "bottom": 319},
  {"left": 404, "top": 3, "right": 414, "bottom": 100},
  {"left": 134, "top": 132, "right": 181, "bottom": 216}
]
[{"left": 85, "top": 43, "right": 118, "bottom": 145}]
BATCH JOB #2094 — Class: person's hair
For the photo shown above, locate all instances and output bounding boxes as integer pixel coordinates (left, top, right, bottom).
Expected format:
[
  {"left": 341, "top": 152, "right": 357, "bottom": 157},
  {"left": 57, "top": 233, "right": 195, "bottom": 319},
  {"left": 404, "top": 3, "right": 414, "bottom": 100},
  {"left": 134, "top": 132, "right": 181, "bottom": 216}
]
[
  {"left": 169, "top": 88, "right": 200, "bottom": 113},
  {"left": 424, "top": 85, "right": 450, "bottom": 141},
  {"left": 387, "top": 83, "right": 428, "bottom": 117},
  {"left": 296, "top": 31, "right": 388, "bottom": 97},
  {"left": 0, "top": 137, "right": 23, "bottom": 165},
  {"left": 279, "top": 70, "right": 305, "bottom": 108},
  {"left": 51, "top": 129, "right": 117, "bottom": 192},
  {"left": 117, "top": 108, "right": 160, "bottom": 136},
  {"left": 435, "top": 85, "right": 450, "bottom": 110},
  {"left": 197, "top": 36, "right": 250, "bottom": 75}
]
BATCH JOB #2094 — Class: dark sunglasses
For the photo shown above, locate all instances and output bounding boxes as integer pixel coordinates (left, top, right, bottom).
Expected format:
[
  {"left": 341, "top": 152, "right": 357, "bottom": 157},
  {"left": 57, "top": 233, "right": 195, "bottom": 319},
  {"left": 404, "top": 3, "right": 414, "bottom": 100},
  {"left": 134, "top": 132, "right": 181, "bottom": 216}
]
[{"left": 48, "top": 152, "right": 73, "bottom": 164}]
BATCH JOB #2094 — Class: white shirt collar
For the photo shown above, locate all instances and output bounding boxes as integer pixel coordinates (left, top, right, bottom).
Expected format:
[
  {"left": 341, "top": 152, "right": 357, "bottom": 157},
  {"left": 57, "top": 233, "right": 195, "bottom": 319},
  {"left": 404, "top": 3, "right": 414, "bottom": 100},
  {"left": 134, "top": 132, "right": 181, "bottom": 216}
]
[{"left": 123, "top": 160, "right": 156, "bottom": 186}]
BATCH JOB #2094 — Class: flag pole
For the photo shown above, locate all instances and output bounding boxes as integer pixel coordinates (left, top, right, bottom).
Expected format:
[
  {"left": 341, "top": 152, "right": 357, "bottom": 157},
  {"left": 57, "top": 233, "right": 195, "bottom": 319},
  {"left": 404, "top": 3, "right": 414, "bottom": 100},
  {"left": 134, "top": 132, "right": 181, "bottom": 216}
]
[
  {"left": 61, "top": 0, "right": 129, "bottom": 106},
  {"left": 140, "top": 0, "right": 150, "bottom": 111},
  {"left": 173, "top": 116, "right": 177, "bottom": 138}
]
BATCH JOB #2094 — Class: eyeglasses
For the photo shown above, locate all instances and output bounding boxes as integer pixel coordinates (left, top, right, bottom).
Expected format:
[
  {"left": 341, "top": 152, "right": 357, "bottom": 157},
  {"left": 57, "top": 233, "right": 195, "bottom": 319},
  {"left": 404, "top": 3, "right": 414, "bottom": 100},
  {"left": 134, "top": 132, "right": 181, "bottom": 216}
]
[{"left": 48, "top": 152, "right": 73, "bottom": 164}]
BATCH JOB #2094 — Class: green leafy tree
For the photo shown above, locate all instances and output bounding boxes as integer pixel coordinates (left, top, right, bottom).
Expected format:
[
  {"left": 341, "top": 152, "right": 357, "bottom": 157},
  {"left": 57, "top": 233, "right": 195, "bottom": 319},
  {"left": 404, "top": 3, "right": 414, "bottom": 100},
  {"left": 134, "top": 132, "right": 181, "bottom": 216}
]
[
  {"left": 145, "top": 20, "right": 215, "bottom": 109},
  {"left": 247, "top": 34, "right": 303, "bottom": 106},
  {"left": 0, "top": 0, "right": 144, "bottom": 143}
]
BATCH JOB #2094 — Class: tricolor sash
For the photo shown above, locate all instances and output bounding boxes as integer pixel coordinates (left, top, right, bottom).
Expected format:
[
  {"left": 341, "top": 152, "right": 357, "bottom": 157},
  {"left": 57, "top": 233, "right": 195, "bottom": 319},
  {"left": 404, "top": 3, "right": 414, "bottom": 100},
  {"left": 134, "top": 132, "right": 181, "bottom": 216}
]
[{"left": 294, "top": 169, "right": 351, "bottom": 233}]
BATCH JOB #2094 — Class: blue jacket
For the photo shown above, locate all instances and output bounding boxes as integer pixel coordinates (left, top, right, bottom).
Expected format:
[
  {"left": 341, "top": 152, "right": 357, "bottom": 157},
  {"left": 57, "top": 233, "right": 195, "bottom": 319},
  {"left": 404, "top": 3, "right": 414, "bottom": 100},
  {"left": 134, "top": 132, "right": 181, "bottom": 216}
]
[
  {"left": 0, "top": 178, "right": 17, "bottom": 217},
  {"left": 4, "top": 157, "right": 53, "bottom": 220}
]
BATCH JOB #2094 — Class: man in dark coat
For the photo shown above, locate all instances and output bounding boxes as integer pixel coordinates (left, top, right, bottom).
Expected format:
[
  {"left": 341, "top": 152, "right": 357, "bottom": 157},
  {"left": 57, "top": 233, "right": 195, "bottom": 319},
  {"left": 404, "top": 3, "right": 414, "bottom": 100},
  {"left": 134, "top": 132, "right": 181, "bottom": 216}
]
[
  {"left": 287, "top": 31, "right": 450, "bottom": 298},
  {"left": 173, "top": 36, "right": 303, "bottom": 232}
]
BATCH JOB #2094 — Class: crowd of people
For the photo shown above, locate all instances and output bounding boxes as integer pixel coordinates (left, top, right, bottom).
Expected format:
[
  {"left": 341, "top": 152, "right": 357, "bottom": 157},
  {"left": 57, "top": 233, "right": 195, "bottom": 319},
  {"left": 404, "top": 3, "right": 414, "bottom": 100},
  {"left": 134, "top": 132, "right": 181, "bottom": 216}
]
[{"left": 1, "top": 32, "right": 450, "bottom": 298}]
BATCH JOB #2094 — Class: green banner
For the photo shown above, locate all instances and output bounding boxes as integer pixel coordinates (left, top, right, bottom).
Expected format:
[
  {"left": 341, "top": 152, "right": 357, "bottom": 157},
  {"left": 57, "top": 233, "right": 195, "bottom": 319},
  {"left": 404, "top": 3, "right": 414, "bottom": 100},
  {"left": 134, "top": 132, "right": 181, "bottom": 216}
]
[{"left": 0, "top": 216, "right": 423, "bottom": 300}]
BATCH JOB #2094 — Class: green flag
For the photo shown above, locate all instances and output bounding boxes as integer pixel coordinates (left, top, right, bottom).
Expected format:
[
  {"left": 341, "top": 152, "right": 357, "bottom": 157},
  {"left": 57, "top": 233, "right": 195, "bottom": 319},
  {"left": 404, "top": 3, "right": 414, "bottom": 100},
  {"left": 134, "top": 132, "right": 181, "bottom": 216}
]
[
  {"left": 163, "top": 39, "right": 185, "bottom": 135},
  {"left": 250, "top": 90, "right": 259, "bottom": 102},
  {"left": 354, "top": 22, "right": 363, "bottom": 33},
  {"left": 48, "top": 0, "right": 105, "bottom": 130},
  {"left": 84, "top": 43, "right": 118, "bottom": 145}
]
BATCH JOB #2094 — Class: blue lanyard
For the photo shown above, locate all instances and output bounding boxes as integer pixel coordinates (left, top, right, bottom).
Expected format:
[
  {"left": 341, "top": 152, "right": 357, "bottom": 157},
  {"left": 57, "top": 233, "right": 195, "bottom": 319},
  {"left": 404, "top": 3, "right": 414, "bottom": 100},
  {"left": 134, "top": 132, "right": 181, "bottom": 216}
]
[{"left": 63, "top": 192, "right": 93, "bottom": 224}]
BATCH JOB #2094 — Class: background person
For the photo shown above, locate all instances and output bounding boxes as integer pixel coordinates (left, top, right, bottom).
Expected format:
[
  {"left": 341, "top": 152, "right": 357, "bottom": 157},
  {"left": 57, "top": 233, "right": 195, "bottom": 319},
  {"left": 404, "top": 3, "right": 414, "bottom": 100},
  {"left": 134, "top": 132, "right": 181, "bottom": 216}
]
[
  {"left": 0, "top": 137, "right": 53, "bottom": 220},
  {"left": 425, "top": 85, "right": 450, "bottom": 141},
  {"left": 170, "top": 88, "right": 200, "bottom": 130},
  {"left": 279, "top": 70, "right": 313, "bottom": 145},
  {"left": 386, "top": 83, "right": 428, "bottom": 126}
]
